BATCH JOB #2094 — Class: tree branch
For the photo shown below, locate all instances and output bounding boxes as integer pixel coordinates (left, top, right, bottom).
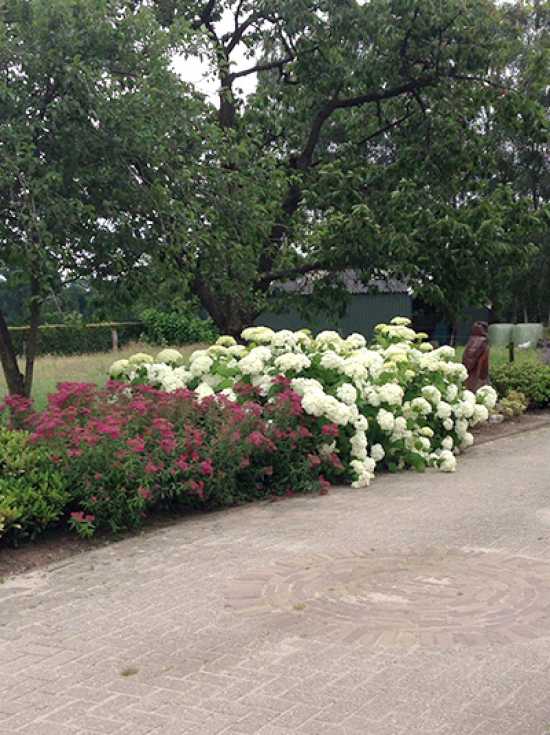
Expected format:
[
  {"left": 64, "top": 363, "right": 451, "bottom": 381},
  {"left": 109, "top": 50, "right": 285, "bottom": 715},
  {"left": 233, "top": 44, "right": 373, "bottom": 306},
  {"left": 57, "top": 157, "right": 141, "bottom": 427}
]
[
  {"left": 191, "top": 0, "right": 217, "bottom": 30},
  {"left": 228, "top": 56, "right": 294, "bottom": 81},
  {"left": 257, "top": 260, "right": 328, "bottom": 288},
  {"left": 224, "top": 11, "right": 263, "bottom": 55}
]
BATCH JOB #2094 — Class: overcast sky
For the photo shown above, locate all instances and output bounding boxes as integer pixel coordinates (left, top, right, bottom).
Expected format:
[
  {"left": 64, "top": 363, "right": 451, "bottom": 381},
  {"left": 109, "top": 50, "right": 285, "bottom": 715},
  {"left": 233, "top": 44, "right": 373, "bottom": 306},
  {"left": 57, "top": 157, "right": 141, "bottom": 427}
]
[{"left": 171, "top": 10, "right": 258, "bottom": 102}]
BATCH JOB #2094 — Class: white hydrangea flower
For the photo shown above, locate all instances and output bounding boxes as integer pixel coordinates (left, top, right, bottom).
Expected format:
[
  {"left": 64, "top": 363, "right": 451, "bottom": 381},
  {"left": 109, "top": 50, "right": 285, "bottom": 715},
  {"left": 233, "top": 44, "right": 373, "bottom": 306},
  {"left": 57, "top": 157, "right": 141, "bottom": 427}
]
[
  {"left": 446, "top": 383, "right": 459, "bottom": 402},
  {"left": 471, "top": 404, "right": 489, "bottom": 425},
  {"left": 390, "top": 316, "right": 412, "bottom": 326},
  {"left": 439, "top": 449, "right": 457, "bottom": 472},
  {"left": 128, "top": 352, "right": 154, "bottom": 366},
  {"left": 316, "top": 330, "right": 342, "bottom": 346},
  {"left": 207, "top": 345, "right": 228, "bottom": 357},
  {"left": 241, "top": 326, "right": 275, "bottom": 343},
  {"left": 271, "top": 329, "right": 298, "bottom": 349},
  {"left": 476, "top": 385, "right": 498, "bottom": 410},
  {"left": 443, "top": 418, "right": 454, "bottom": 431},
  {"left": 274, "top": 352, "right": 311, "bottom": 372},
  {"left": 228, "top": 344, "right": 247, "bottom": 358},
  {"left": 370, "top": 443, "right": 385, "bottom": 462},
  {"left": 221, "top": 388, "right": 237, "bottom": 401},
  {"left": 248, "top": 346, "right": 272, "bottom": 362},
  {"left": 252, "top": 374, "right": 273, "bottom": 396},
  {"left": 320, "top": 351, "right": 346, "bottom": 371},
  {"left": 195, "top": 382, "right": 215, "bottom": 400},
  {"left": 363, "top": 385, "right": 381, "bottom": 407},
  {"left": 377, "top": 408, "right": 395, "bottom": 432},
  {"left": 417, "top": 436, "right": 431, "bottom": 452},
  {"left": 109, "top": 359, "right": 130, "bottom": 378},
  {"left": 323, "top": 396, "right": 352, "bottom": 425},
  {"left": 460, "top": 432, "right": 474, "bottom": 449},
  {"left": 411, "top": 397, "right": 432, "bottom": 416},
  {"left": 433, "top": 345, "right": 456, "bottom": 360},
  {"left": 418, "top": 342, "right": 434, "bottom": 353},
  {"left": 345, "top": 333, "right": 367, "bottom": 349},
  {"left": 291, "top": 377, "right": 324, "bottom": 396},
  {"left": 203, "top": 373, "right": 222, "bottom": 388},
  {"left": 350, "top": 430, "right": 368, "bottom": 459},
  {"left": 392, "top": 416, "right": 408, "bottom": 438},
  {"left": 301, "top": 389, "right": 328, "bottom": 417},
  {"left": 436, "top": 401, "right": 452, "bottom": 420},
  {"left": 336, "top": 383, "right": 358, "bottom": 405},
  {"left": 173, "top": 366, "right": 191, "bottom": 385},
  {"left": 352, "top": 414, "right": 369, "bottom": 432},
  {"left": 156, "top": 348, "right": 183, "bottom": 365},
  {"left": 189, "top": 354, "right": 214, "bottom": 377},
  {"left": 420, "top": 426, "right": 434, "bottom": 438},
  {"left": 350, "top": 458, "right": 376, "bottom": 488},
  {"left": 190, "top": 348, "right": 208, "bottom": 361},
  {"left": 441, "top": 436, "right": 454, "bottom": 451},
  {"left": 422, "top": 385, "right": 442, "bottom": 405},
  {"left": 238, "top": 355, "right": 264, "bottom": 376},
  {"left": 216, "top": 335, "right": 237, "bottom": 347},
  {"left": 378, "top": 383, "right": 404, "bottom": 406}
]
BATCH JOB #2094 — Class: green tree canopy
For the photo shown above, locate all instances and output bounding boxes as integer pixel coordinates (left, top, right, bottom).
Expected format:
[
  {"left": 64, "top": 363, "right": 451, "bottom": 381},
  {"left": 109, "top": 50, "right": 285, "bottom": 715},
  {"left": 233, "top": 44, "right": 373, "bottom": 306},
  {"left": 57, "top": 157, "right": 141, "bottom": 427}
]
[
  {"left": 142, "top": 0, "right": 547, "bottom": 335},
  {"left": 0, "top": 0, "right": 201, "bottom": 394}
]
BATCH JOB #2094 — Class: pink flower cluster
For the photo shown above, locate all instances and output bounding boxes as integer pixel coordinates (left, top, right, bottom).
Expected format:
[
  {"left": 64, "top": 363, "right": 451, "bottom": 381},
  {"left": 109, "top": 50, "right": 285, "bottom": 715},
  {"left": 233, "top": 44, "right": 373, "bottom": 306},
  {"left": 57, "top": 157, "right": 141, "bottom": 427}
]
[{"left": 4, "top": 379, "right": 347, "bottom": 537}]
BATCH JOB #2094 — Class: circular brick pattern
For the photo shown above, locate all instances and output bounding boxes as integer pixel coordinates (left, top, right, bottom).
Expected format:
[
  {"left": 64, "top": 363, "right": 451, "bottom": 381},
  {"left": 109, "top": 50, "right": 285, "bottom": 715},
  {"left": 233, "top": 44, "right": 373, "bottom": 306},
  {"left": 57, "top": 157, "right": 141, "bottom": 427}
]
[{"left": 227, "top": 551, "right": 550, "bottom": 647}]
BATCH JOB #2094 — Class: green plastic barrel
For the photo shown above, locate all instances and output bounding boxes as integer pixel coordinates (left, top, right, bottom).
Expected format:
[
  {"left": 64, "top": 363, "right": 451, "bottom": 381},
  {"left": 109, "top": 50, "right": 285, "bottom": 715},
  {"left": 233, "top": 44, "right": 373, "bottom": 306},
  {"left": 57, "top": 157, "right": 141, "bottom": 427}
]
[
  {"left": 512, "top": 323, "right": 543, "bottom": 348},
  {"left": 488, "top": 324, "right": 513, "bottom": 347}
]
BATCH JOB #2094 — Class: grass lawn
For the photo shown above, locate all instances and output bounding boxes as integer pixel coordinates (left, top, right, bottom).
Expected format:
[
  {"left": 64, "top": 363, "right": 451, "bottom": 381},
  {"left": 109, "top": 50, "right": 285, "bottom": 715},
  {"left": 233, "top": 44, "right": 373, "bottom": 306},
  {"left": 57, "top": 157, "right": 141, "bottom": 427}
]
[
  {"left": 454, "top": 344, "right": 540, "bottom": 368},
  {"left": 0, "top": 342, "right": 204, "bottom": 409}
]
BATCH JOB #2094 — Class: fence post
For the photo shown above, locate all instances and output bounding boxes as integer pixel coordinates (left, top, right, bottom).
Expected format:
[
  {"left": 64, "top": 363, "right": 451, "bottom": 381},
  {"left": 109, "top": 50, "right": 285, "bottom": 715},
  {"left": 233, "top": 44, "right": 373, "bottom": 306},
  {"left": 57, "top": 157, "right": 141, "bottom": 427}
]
[{"left": 111, "top": 327, "right": 119, "bottom": 352}]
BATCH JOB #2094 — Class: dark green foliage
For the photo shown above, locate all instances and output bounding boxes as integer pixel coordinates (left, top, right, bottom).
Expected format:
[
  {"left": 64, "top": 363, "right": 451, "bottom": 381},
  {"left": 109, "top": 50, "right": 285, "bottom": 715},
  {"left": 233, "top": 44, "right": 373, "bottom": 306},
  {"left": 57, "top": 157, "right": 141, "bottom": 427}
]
[
  {"left": 491, "top": 362, "right": 550, "bottom": 408},
  {"left": 0, "top": 428, "right": 69, "bottom": 544},
  {"left": 0, "top": 0, "right": 201, "bottom": 394},
  {"left": 8, "top": 322, "right": 143, "bottom": 357},
  {"left": 140, "top": 309, "right": 218, "bottom": 345}
]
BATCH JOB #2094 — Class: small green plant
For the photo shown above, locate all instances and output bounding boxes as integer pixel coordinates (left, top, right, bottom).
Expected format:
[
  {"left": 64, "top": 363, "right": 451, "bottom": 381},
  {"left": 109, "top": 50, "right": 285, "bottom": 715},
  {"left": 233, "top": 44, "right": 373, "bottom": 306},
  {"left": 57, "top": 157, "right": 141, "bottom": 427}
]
[
  {"left": 496, "top": 390, "right": 529, "bottom": 418},
  {"left": 0, "top": 427, "right": 69, "bottom": 545}
]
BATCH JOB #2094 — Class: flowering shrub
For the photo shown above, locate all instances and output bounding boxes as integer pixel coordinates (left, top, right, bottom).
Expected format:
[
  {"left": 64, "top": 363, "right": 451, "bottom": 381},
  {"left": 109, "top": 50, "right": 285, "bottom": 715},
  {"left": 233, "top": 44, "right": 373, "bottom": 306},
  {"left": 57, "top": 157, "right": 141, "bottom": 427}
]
[
  {"left": 3, "top": 380, "right": 344, "bottom": 538},
  {"left": 113, "top": 319, "right": 498, "bottom": 484}
]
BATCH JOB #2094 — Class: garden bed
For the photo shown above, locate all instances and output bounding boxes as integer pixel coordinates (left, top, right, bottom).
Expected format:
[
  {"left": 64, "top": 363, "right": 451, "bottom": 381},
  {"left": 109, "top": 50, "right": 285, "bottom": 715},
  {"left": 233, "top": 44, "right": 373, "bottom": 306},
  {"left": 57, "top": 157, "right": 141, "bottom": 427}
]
[{"left": 2, "top": 409, "right": 549, "bottom": 581}]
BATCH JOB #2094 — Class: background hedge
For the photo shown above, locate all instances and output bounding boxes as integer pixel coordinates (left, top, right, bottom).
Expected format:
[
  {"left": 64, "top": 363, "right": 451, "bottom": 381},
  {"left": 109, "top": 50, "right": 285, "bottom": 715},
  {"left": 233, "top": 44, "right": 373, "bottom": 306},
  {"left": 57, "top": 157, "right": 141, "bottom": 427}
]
[
  {"left": 140, "top": 308, "right": 218, "bottom": 345},
  {"left": 8, "top": 322, "right": 143, "bottom": 357},
  {"left": 491, "top": 362, "right": 550, "bottom": 408}
]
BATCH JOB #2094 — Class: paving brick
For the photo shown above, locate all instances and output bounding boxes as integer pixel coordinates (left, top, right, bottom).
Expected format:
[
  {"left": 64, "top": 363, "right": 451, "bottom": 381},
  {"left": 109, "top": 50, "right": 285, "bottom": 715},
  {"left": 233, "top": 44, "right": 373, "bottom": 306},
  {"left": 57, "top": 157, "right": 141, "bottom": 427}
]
[{"left": 3, "top": 427, "right": 550, "bottom": 735}]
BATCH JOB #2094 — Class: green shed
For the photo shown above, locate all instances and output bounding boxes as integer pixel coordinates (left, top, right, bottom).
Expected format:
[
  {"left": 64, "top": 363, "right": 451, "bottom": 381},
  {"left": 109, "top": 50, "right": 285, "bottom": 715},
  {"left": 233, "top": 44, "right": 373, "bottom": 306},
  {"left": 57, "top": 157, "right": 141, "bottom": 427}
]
[{"left": 257, "top": 271, "right": 412, "bottom": 339}]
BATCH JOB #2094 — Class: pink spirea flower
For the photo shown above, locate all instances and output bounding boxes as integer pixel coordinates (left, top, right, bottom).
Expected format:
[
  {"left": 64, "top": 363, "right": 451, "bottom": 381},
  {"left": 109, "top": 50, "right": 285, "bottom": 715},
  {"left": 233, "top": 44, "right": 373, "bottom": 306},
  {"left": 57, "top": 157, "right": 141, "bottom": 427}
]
[
  {"left": 200, "top": 460, "right": 214, "bottom": 476},
  {"left": 127, "top": 437, "right": 146, "bottom": 453}
]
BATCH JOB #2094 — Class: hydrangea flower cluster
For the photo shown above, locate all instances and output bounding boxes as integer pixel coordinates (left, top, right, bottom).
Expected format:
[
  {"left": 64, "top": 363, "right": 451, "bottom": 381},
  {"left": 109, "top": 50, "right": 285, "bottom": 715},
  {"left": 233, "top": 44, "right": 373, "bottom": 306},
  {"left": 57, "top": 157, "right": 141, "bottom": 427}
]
[{"left": 112, "top": 319, "right": 497, "bottom": 486}]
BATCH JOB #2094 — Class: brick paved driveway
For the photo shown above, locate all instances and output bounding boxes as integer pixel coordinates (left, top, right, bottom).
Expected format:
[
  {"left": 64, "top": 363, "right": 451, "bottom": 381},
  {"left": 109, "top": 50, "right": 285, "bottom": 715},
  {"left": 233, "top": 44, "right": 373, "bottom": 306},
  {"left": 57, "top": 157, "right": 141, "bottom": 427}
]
[{"left": 2, "top": 427, "right": 550, "bottom": 735}]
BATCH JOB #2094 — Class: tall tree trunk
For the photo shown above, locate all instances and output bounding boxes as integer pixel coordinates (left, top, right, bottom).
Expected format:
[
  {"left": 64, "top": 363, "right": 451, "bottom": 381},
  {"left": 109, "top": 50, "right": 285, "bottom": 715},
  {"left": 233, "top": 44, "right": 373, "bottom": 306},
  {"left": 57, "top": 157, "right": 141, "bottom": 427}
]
[
  {"left": 194, "top": 275, "right": 259, "bottom": 339},
  {"left": 0, "top": 308, "right": 25, "bottom": 396},
  {"left": 23, "top": 274, "right": 41, "bottom": 397}
]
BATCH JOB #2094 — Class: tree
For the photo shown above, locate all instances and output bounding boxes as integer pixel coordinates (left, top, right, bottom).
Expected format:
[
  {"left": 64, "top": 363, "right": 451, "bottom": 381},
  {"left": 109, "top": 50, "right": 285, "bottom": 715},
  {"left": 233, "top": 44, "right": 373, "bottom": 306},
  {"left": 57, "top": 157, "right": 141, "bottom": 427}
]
[
  {"left": 0, "top": 0, "right": 203, "bottom": 395},
  {"left": 140, "top": 0, "right": 534, "bottom": 336},
  {"left": 485, "top": 0, "right": 550, "bottom": 323}
]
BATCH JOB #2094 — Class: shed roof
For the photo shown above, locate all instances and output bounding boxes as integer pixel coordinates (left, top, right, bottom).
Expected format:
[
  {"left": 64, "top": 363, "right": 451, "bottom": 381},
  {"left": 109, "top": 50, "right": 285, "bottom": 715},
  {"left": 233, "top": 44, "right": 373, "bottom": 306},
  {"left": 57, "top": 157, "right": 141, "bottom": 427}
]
[{"left": 276, "top": 269, "right": 409, "bottom": 295}]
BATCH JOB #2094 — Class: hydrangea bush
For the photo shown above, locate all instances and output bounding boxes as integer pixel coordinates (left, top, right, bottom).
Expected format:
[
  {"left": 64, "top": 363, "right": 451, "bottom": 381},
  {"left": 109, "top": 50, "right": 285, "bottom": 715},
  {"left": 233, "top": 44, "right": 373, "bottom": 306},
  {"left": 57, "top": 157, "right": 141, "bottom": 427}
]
[{"left": 112, "top": 318, "right": 498, "bottom": 486}]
